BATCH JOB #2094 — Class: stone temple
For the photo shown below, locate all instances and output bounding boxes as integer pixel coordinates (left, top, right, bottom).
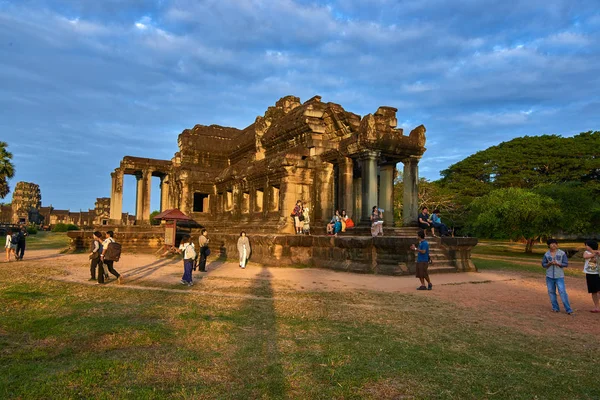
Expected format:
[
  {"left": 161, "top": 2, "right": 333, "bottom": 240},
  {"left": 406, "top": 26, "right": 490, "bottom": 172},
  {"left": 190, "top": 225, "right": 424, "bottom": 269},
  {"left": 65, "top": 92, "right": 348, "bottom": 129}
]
[
  {"left": 97, "top": 95, "right": 477, "bottom": 275},
  {"left": 109, "top": 95, "right": 424, "bottom": 231}
]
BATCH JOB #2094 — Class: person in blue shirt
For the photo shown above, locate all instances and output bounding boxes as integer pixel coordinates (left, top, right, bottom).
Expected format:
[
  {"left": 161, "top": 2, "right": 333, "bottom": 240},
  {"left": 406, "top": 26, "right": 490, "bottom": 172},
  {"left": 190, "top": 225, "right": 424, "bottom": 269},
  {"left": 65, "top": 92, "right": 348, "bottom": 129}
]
[
  {"left": 410, "top": 230, "right": 432, "bottom": 290},
  {"left": 541, "top": 238, "right": 572, "bottom": 314},
  {"left": 430, "top": 209, "right": 449, "bottom": 237}
]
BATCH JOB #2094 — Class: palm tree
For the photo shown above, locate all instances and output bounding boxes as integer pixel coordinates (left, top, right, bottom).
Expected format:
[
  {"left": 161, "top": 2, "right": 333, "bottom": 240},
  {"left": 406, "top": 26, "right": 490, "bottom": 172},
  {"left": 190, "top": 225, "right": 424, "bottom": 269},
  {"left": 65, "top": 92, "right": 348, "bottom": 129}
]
[{"left": 0, "top": 141, "right": 15, "bottom": 199}]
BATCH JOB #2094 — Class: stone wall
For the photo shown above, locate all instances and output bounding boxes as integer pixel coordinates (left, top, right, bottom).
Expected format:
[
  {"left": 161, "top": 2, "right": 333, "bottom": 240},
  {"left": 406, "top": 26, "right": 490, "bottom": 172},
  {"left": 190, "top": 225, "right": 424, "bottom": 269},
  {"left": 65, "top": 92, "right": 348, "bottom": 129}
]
[{"left": 67, "top": 228, "right": 478, "bottom": 276}]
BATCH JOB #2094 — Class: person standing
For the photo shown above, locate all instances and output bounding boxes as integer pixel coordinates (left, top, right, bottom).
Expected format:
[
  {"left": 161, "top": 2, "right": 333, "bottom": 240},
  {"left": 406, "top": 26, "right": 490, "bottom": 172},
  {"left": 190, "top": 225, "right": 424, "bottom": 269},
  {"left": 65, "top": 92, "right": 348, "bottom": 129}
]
[
  {"left": 237, "top": 231, "right": 251, "bottom": 269},
  {"left": 583, "top": 240, "right": 600, "bottom": 313},
  {"left": 292, "top": 200, "right": 303, "bottom": 234},
  {"left": 100, "top": 231, "right": 122, "bottom": 284},
  {"left": 16, "top": 226, "right": 27, "bottom": 261},
  {"left": 410, "top": 230, "right": 433, "bottom": 290},
  {"left": 5, "top": 229, "right": 16, "bottom": 262},
  {"left": 197, "top": 229, "right": 210, "bottom": 272},
  {"left": 542, "top": 239, "right": 572, "bottom": 315},
  {"left": 177, "top": 235, "right": 196, "bottom": 286},
  {"left": 89, "top": 231, "right": 104, "bottom": 283}
]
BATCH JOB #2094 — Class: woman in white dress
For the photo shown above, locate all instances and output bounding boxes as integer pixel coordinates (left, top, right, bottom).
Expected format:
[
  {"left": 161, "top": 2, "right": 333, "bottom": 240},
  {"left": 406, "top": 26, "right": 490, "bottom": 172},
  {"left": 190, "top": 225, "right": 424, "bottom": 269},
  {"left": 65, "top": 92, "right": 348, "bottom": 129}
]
[{"left": 237, "top": 231, "right": 251, "bottom": 269}]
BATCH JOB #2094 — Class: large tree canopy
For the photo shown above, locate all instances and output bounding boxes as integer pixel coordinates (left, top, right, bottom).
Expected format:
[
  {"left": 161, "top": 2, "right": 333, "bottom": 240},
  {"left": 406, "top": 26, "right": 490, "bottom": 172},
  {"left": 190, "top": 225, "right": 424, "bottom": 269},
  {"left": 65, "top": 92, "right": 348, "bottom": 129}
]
[
  {"left": 467, "top": 188, "right": 561, "bottom": 253},
  {"left": 0, "top": 142, "right": 15, "bottom": 199},
  {"left": 440, "top": 131, "right": 600, "bottom": 199}
]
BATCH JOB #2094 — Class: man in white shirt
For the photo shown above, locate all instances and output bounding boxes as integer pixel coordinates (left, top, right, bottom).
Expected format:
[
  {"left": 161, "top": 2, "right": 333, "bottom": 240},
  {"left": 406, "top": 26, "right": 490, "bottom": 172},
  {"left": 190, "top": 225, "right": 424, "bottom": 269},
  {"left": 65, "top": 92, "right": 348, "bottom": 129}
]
[{"left": 100, "top": 231, "right": 122, "bottom": 284}]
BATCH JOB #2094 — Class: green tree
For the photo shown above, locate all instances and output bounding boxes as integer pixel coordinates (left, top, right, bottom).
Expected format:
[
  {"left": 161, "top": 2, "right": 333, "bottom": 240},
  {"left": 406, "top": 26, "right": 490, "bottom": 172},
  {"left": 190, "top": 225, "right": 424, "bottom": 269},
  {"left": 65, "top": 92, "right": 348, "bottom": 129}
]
[
  {"left": 467, "top": 188, "right": 560, "bottom": 253},
  {"left": 533, "top": 182, "right": 600, "bottom": 235},
  {"left": 150, "top": 210, "right": 161, "bottom": 225},
  {"left": 394, "top": 174, "right": 464, "bottom": 227},
  {"left": 440, "top": 131, "right": 600, "bottom": 202},
  {"left": 0, "top": 141, "right": 15, "bottom": 199}
]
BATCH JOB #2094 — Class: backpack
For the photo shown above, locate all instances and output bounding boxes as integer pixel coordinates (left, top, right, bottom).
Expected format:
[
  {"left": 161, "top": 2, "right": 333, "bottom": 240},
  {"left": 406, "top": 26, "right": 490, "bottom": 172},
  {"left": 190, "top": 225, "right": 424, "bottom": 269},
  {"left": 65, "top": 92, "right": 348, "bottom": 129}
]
[
  {"left": 104, "top": 240, "right": 122, "bottom": 262},
  {"left": 11, "top": 233, "right": 19, "bottom": 244}
]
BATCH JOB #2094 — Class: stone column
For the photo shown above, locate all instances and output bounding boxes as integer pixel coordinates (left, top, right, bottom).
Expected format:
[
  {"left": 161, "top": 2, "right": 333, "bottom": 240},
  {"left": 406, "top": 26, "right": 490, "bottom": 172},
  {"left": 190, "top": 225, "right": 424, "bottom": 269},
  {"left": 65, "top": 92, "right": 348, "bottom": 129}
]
[
  {"left": 134, "top": 171, "right": 143, "bottom": 224},
  {"left": 379, "top": 164, "right": 395, "bottom": 226},
  {"left": 402, "top": 157, "right": 420, "bottom": 227},
  {"left": 159, "top": 174, "right": 170, "bottom": 212},
  {"left": 339, "top": 157, "right": 353, "bottom": 213},
  {"left": 141, "top": 170, "right": 152, "bottom": 222},
  {"left": 353, "top": 177, "right": 361, "bottom": 221},
  {"left": 109, "top": 170, "right": 124, "bottom": 224},
  {"left": 360, "top": 151, "right": 379, "bottom": 223},
  {"left": 317, "top": 163, "right": 334, "bottom": 223}
]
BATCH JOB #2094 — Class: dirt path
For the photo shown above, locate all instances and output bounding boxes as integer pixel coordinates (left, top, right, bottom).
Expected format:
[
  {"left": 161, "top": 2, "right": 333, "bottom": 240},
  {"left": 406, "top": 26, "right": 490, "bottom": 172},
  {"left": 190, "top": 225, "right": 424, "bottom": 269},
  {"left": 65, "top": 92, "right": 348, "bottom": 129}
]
[{"left": 4, "top": 249, "right": 598, "bottom": 336}]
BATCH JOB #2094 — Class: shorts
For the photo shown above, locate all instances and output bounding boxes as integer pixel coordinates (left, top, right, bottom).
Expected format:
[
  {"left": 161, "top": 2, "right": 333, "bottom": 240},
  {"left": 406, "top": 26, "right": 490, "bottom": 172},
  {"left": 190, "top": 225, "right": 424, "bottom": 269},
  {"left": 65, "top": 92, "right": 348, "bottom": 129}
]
[
  {"left": 586, "top": 273, "right": 600, "bottom": 293},
  {"left": 294, "top": 216, "right": 303, "bottom": 229},
  {"left": 416, "top": 261, "right": 429, "bottom": 279}
]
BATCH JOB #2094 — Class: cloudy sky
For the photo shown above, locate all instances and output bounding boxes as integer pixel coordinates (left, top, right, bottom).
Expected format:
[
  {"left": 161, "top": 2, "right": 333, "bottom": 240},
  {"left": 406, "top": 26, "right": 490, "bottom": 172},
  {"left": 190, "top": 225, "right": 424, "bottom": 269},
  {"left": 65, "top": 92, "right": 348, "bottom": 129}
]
[{"left": 1, "top": 0, "right": 599, "bottom": 214}]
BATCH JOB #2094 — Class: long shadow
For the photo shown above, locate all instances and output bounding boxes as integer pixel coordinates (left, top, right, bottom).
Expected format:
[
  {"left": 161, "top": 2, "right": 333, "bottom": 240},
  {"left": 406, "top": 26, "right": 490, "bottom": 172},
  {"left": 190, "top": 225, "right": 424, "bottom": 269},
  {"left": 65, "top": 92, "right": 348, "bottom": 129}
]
[
  {"left": 124, "top": 258, "right": 181, "bottom": 283},
  {"left": 226, "top": 266, "right": 287, "bottom": 397}
]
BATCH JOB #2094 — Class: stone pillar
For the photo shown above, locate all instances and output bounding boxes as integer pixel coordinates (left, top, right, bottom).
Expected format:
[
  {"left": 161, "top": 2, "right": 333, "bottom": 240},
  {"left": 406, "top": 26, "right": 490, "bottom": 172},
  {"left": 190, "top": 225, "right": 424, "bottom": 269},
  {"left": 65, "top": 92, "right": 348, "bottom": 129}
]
[
  {"left": 339, "top": 157, "right": 353, "bottom": 214},
  {"left": 109, "top": 170, "right": 123, "bottom": 224},
  {"left": 317, "top": 163, "right": 334, "bottom": 223},
  {"left": 360, "top": 151, "right": 379, "bottom": 223},
  {"left": 141, "top": 170, "right": 152, "bottom": 222},
  {"left": 134, "top": 171, "right": 151, "bottom": 224},
  {"left": 379, "top": 164, "right": 395, "bottom": 226},
  {"left": 353, "top": 177, "right": 361, "bottom": 221},
  {"left": 402, "top": 157, "right": 420, "bottom": 227},
  {"left": 159, "top": 174, "right": 168, "bottom": 212}
]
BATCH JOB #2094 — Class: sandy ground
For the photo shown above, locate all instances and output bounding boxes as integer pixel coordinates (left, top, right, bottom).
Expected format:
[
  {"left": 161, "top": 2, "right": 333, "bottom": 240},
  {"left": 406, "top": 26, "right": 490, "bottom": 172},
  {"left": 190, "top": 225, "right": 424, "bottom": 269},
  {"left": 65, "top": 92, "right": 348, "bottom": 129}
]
[{"left": 4, "top": 249, "right": 598, "bottom": 335}]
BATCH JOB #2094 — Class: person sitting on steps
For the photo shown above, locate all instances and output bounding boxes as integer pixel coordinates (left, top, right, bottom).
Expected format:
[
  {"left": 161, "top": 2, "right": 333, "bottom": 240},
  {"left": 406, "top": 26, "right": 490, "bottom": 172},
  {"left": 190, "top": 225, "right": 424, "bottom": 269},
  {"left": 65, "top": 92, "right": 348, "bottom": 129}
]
[{"left": 418, "top": 207, "right": 435, "bottom": 237}]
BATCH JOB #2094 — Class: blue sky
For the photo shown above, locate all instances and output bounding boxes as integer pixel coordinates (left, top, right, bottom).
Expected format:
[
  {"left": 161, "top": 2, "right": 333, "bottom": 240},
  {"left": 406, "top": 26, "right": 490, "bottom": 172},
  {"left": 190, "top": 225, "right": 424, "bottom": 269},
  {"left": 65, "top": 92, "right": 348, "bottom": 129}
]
[{"left": 1, "top": 0, "right": 599, "bottom": 214}]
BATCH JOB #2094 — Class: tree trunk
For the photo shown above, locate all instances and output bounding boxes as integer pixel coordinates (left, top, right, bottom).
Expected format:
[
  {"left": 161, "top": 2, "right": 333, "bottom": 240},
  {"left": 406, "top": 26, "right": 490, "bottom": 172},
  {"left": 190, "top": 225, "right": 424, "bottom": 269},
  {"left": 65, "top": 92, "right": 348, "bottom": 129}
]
[{"left": 525, "top": 238, "right": 535, "bottom": 253}]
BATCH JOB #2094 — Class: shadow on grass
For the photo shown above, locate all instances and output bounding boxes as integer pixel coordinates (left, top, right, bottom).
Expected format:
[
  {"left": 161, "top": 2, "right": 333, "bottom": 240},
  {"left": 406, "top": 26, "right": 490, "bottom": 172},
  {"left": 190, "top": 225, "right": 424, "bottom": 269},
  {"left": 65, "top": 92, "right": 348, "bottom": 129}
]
[{"left": 228, "top": 266, "right": 287, "bottom": 398}]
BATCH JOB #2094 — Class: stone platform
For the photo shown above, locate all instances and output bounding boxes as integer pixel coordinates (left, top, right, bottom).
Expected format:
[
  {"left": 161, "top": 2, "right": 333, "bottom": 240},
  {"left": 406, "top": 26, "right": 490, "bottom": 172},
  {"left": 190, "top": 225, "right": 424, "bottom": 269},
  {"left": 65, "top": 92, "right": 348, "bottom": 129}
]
[{"left": 68, "top": 227, "right": 477, "bottom": 276}]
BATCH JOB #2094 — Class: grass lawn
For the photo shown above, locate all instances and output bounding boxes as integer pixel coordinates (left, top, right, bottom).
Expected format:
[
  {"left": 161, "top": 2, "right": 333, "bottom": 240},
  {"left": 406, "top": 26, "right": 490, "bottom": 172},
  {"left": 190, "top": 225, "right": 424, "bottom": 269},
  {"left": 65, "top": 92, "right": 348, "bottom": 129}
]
[
  {"left": 24, "top": 231, "right": 71, "bottom": 251},
  {"left": 1, "top": 250, "right": 598, "bottom": 398},
  {"left": 473, "top": 239, "right": 585, "bottom": 259}
]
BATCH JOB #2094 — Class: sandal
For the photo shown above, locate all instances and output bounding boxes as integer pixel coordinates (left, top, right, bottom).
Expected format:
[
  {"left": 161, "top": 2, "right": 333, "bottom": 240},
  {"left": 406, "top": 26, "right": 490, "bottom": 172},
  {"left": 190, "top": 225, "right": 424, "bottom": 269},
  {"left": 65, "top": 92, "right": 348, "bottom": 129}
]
[{"left": 590, "top": 310, "right": 600, "bottom": 313}]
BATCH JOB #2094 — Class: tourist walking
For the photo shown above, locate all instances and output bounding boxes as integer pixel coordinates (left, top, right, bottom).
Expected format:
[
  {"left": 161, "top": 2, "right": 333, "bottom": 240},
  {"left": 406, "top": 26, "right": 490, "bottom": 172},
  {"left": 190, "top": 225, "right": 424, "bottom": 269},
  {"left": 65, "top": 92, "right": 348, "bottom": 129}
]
[
  {"left": 177, "top": 235, "right": 196, "bottom": 286},
  {"left": 89, "top": 231, "right": 104, "bottom": 283},
  {"left": 100, "top": 231, "right": 122, "bottom": 284},
  {"left": 5, "top": 229, "right": 17, "bottom": 262},
  {"left": 15, "top": 226, "right": 27, "bottom": 260},
  {"left": 583, "top": 240, "right": 600, "bottom": 313},
  {"left": 370, "top": 206, "right": 384, "bottom": 237},
  {"left": 197, "top": 229, "right": 210, "bottom": 272},
  {"left": 410, "top": 230, "right": 433, "bottom": 290},
  {"left": 237, "top": 231, "right": 251, "bottom": 269},
  {"left": 542, "top": 239, "right": 572, "bottom": 314}
]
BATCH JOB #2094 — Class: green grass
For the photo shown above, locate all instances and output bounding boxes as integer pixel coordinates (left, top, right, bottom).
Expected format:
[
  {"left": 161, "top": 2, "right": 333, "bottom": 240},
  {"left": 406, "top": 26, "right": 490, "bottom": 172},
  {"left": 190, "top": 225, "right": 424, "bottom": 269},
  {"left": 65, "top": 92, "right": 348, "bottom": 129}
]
[
  {"left": 473, "top": 239, "right": 585, "bottom": 259},
  {"left": 0, "top": 263, "right": 598, "bottom": 399},
  {"left": 24, "top": 231, "right": 70, "bottom": 250}
]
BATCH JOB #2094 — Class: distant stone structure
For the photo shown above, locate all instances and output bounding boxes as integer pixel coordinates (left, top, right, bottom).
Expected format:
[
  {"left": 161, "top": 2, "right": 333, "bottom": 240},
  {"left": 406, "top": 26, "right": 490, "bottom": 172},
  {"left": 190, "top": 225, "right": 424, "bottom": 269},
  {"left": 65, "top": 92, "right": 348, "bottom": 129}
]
[
  {"left": 0, "top": 182, "right": 133, "bottom": 228},
  {"left": 11, "top": 182, "right": 42, "bottom": 224},
  {"left": 109, "top": 95, "right": 425, "bottom": 231}
]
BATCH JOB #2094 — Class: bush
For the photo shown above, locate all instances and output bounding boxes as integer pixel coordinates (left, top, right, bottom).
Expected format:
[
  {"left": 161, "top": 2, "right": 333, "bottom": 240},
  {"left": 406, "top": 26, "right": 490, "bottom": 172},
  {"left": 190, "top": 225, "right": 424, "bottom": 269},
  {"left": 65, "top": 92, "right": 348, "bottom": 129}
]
[
  {"left": 26, "top": 226, "right": 37, "bottom": 235},
  {"left": 52, "top": 223, "right": 79, "bottom": 232}
]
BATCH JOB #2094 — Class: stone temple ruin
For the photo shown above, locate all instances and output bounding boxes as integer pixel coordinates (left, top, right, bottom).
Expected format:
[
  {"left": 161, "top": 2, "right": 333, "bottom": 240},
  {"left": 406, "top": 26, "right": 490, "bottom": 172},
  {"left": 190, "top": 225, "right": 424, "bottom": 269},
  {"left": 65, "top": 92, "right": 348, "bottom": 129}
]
[
  {"left": 99, "top": 95, "right": 477, "bottom": 275},
  {"left": 109, "top": 95, "right": 423, "bottom": 230}
]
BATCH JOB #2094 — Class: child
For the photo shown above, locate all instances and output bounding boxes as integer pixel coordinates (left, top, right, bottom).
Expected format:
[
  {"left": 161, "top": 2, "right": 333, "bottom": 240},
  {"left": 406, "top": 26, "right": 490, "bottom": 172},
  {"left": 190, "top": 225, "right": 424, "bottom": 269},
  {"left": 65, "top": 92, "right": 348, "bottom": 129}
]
[
  {"left": 410, "top": 230, "right": 432, "bottom": 290},
  {"left": 541, "top": 239, "right": 572, "bottom": 314},
  {"left": 583, "top": 240, "right": 600, "bottom": 313}
]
